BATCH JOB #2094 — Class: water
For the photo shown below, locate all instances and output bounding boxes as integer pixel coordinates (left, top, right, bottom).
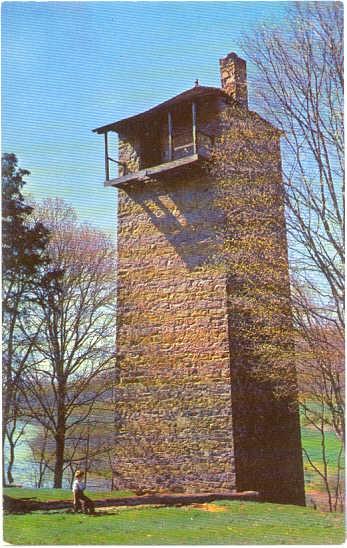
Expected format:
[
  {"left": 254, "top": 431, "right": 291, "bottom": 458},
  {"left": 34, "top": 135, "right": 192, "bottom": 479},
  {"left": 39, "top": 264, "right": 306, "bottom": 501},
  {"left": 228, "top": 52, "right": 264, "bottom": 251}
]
[
  {"left": 4, "top": 425, "right": 111, "bottom": 490},
  {"left": 4, "top": 424, "right": 50, "bottom": 487}
]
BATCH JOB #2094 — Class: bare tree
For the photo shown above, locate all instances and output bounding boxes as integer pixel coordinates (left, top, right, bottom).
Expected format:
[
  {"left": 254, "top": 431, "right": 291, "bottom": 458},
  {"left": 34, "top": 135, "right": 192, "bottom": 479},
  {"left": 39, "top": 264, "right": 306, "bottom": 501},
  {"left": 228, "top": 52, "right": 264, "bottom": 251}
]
[
  {"left": 64, "top": 406, "right": 118, "bottom": 490},
  {"left": 20, "top": 199, "right": 117, "bottom": 487},
  {"left": 243, "top": 2, "right": 343, "bottom": 328},
  {"left": 293, "top": 284, "right": 344, "bottom": 511},
  {"left": 242, "top": 2, "right": 344, "bottom": 509},
  {"left": 28, "top": 402, "right": 117, "bottom": 490}
]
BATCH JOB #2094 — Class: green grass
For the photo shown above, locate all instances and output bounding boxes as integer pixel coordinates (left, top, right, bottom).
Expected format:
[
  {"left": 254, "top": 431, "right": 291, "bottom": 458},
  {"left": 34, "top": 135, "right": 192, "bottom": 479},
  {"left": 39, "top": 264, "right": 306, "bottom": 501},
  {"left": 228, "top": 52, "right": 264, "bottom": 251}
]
[
  {"left": 301, "top": 426, "right": 343, "bottom": 467},
  {"left": 3, "top": 500, "right": 344, "bottom": 545},
  {"left": 3, "top": 487, "right": 134, "bottom": 501},
  {"left": 301, "top": 424, "right": 344, "bottom": 497}
]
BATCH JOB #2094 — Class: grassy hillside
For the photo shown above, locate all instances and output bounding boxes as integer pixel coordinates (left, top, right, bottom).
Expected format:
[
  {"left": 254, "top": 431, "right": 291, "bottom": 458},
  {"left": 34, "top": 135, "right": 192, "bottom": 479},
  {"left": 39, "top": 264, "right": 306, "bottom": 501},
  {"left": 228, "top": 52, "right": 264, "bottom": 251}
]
[
  {"left": 4, "top": 500, "right": 344, "bottom": 545},
  {"left": 301, "top": 419, "right": 344, "bottom": 510}
]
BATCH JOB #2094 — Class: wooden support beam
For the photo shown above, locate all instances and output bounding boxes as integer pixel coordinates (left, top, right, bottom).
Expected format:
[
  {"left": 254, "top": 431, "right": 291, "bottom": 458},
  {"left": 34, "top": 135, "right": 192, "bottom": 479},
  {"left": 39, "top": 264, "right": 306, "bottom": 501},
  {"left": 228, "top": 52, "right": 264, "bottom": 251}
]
[
  {"left": 104, "top": 153, "right": 204, "bottom": 188},
  {"left": 104, "top": 132, "right": 110, "bottom": 181},
  {"left": 192, "top": 101, "right": 197, "bottom": 154},
  {"left": 168, "top": 111, "right": 173, "bottom": 161}
]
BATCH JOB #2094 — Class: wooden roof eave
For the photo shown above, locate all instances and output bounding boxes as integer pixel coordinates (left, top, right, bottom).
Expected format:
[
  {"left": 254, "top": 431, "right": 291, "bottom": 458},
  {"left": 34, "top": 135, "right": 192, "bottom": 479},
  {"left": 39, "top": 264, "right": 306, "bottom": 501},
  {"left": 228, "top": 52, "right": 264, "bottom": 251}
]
[{"left": 92, "top": 86, "right": 226, "bottom": 135}]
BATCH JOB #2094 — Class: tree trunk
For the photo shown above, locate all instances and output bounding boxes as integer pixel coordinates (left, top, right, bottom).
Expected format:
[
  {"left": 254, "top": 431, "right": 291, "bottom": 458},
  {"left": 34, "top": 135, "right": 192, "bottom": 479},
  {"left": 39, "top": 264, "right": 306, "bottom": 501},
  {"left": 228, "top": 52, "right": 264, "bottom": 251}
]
[
  {"left": 2, "top": 431, "right": 7, "bottom": 487},
  {"left": 53, "top": 401, "right": 66, "bottom": 488},
  {"left": 6, "top": 435, "right": 15, "bottom": 485},
  {"left": 53, "top": 432, "right": 65, "bottom": 488},
  {"left": 4, "top": 491, "right": 260, "bottom": 514},
  {"left": 2, "top": 373, "right": 12, "bottom": 487},
  {"left": 53, "top": 379, "right": 66, "bottom": 488},
  {"left": 37, "top": 464, "right": 47, "bottom": 488}
]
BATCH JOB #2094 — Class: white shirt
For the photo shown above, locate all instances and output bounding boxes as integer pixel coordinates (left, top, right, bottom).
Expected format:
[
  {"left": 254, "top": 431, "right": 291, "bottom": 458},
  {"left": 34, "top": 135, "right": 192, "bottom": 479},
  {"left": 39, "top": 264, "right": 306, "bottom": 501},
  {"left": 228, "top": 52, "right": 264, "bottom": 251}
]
[{"left": 72, "top": 478, "right": 85, "bottom": 493}]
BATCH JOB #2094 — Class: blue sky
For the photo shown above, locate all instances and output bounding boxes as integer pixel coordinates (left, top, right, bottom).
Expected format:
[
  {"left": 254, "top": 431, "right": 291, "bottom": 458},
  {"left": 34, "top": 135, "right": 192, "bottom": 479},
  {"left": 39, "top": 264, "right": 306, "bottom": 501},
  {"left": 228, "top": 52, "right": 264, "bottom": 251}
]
[{"left": 2, "top": 1, "right": 291, "bottom": 236}]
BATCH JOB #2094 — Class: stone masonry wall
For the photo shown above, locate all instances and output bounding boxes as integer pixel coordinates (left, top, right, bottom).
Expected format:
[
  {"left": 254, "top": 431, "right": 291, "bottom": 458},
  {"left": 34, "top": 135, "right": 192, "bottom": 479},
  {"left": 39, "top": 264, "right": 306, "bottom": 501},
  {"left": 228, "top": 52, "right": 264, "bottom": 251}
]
[
  {"left": 215, "top": 106, "right": 305, "bottom": 505},
  {"left": 112, "top": 102, "right": 305, "bottom": 503},
  {"left": 118, "top": 133, "right": 141, "bottom": 176},
  {"left": 113, "top": 174, "right": 235, "bottom": 493}
]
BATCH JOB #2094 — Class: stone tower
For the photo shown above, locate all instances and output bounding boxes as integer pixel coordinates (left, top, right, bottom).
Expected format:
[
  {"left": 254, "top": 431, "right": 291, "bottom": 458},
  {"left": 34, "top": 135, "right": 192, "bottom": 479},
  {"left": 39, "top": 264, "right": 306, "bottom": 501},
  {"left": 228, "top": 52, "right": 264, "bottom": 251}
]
[{"left": 93, "top": 52, "right": 305, "bottom": 505}]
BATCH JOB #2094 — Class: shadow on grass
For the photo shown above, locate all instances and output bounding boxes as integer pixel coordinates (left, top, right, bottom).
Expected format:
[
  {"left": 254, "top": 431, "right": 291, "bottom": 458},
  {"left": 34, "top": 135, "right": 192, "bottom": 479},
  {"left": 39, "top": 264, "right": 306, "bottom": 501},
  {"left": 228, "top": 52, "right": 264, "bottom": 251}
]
[{"left": 56, "top": 509, "right": 119, "bottom": 517}]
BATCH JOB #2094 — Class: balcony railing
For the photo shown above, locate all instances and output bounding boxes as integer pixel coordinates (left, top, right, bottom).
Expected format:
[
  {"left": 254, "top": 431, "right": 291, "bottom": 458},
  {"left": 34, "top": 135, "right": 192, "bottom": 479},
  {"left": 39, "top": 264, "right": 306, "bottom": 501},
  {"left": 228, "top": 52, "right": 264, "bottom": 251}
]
[{"left": 103, "top": 101, "right": 216, "bottom": 188}]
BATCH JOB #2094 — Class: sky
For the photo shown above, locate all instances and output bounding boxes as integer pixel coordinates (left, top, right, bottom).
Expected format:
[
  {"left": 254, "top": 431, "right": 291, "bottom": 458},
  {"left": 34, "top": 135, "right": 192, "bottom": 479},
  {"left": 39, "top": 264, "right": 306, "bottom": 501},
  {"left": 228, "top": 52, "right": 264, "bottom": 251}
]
[{"left": 2, "top": 1, "right": 292, "bottom": 237}]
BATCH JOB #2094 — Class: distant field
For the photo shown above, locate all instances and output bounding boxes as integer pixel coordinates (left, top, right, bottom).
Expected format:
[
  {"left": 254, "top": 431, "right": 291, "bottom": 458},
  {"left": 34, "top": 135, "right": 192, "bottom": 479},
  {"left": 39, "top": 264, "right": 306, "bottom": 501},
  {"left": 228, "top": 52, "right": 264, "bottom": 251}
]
[
  {"left": 302, "top": 424, "right": 342, "bottom": 469},
  {"left": 301, "top": 420, "right": 344, "bottom": 509},
  {"left": 3, "top": 500, "right": 344, "bottom": 545}
]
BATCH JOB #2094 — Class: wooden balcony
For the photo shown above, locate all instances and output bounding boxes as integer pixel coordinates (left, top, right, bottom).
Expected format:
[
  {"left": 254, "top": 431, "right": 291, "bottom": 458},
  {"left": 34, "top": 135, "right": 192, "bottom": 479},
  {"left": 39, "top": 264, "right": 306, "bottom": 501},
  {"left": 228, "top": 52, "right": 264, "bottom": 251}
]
[
  {"left": 104, "top": 150, "right": 209, "bottom": 189},
  {"left": 94, "top": 86, "right": 221, "bottom": 189}
]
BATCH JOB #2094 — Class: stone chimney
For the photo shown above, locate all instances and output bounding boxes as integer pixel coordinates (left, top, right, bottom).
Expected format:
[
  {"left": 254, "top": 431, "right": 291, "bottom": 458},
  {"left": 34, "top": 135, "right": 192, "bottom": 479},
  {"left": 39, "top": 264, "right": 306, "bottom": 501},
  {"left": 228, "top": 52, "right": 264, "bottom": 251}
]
[{"left": 219, "top": 52, "right": 248, "bottom": 108}]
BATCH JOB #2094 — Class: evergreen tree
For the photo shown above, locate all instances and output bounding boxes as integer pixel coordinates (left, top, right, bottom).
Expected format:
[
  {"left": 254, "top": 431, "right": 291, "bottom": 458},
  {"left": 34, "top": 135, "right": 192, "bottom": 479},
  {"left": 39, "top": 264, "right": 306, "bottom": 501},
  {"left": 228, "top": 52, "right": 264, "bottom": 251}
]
[{"left": 2, "top": 153, "right": 49, "bottom": 485}]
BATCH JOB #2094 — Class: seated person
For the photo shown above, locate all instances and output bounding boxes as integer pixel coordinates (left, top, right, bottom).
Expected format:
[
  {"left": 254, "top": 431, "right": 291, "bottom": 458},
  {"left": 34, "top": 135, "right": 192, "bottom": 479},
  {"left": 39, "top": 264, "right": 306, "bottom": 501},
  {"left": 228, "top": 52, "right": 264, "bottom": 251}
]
[{"left": 72, "top": 470, "right": 95, "bottom": 515}]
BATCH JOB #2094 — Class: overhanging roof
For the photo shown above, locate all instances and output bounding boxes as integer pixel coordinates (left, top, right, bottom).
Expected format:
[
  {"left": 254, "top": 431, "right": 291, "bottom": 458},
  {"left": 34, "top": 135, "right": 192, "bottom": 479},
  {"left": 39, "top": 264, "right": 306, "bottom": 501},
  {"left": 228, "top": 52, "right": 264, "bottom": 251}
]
[{"left": 92, "top": 86, "right": 227, "bottom": 134}]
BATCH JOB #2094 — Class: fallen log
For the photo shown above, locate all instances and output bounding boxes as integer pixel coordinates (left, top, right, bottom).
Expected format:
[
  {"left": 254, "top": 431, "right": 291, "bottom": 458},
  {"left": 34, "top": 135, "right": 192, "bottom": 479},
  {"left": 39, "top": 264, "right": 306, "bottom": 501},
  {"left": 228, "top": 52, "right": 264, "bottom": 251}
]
[{"left": 4, "top": 491, "right": 259, "bottom": 514}]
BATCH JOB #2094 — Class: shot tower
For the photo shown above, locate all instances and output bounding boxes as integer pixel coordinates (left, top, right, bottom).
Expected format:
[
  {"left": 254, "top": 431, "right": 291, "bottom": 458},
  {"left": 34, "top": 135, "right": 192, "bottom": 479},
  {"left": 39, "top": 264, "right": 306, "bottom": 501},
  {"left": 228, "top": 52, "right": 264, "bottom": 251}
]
[{"left": 93, "top": 52, "right": 305, "bottom": 505}]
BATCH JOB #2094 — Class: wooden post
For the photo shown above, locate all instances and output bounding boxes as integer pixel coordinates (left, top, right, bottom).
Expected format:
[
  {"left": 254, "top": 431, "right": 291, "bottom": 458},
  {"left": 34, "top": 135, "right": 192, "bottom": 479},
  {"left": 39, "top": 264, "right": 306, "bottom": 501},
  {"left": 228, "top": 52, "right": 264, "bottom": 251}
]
[
  {"left": 168, "top": 112, "right": 173, "bottom": 161},
  {"left": 84, "top": 422, "right": 90, "bottom": 486},
  {"left": 192, "top": 102, "right": 197, "bottom": 154},
  {"left": 104, "top": 132, "right": 110, "bottom": 181}
]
